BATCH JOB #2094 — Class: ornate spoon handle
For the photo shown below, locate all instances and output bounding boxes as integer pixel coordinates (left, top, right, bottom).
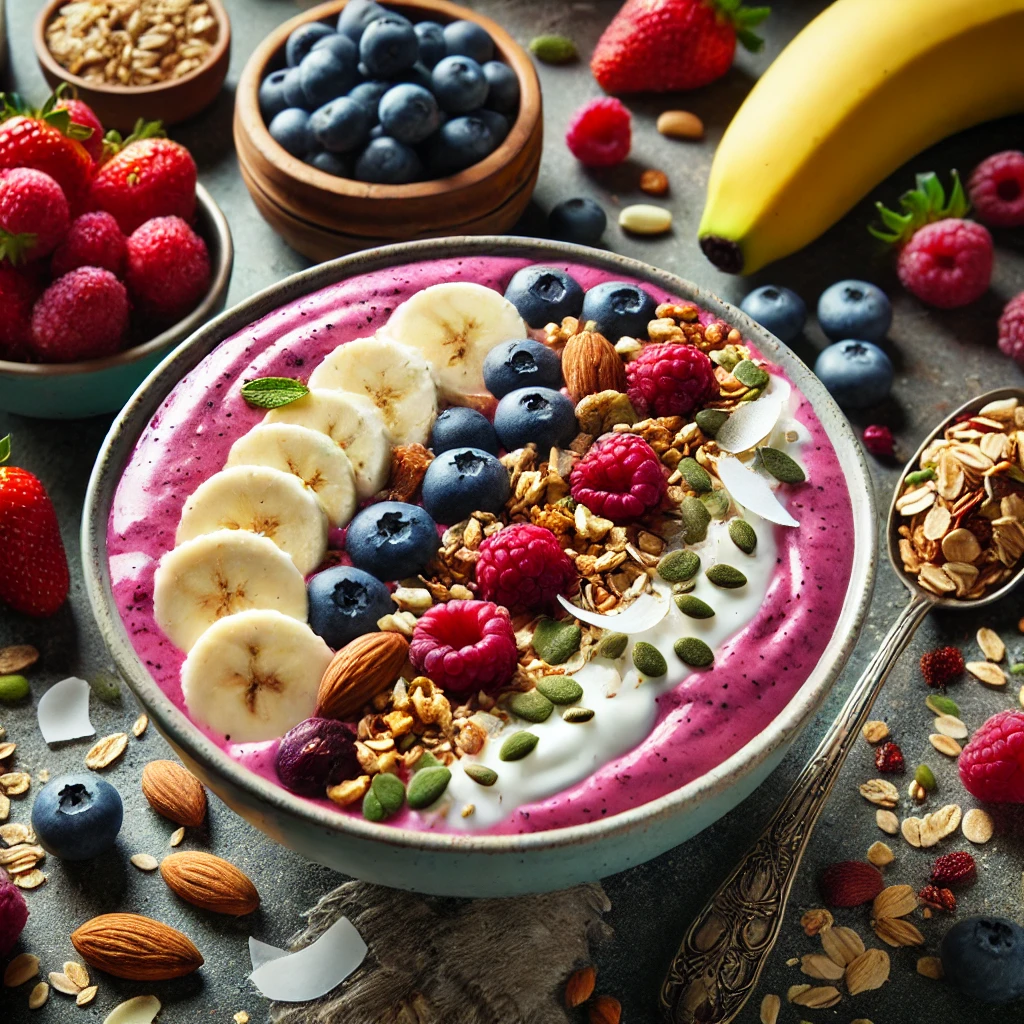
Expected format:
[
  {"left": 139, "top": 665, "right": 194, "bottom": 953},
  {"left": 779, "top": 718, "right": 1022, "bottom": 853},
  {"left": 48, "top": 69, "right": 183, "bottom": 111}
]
[{"left": 659, "top": 592, "right": 932, "bottom": 1024}]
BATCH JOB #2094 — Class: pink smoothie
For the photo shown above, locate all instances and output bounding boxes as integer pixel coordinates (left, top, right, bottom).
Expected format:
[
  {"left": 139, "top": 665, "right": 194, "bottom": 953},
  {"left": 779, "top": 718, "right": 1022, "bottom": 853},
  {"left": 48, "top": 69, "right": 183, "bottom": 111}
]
[{"left": 107, "top": 256, "right": 855, "bottom": 835}]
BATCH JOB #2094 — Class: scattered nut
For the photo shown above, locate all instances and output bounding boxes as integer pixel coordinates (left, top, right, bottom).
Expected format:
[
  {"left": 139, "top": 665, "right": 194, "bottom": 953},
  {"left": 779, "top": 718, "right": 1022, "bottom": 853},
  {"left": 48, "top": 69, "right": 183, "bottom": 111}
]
[{"left": 656, "top": 109, "right": 704, "bottom": 139}]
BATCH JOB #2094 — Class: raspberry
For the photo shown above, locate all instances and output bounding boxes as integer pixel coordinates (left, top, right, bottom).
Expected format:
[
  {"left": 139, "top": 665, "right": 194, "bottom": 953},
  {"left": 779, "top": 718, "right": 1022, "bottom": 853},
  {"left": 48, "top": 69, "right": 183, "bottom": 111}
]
[
  {"left": 51, "top": 212, "right": 127, "bottom": 279},
  {"left": 875, "top": 740, "right": 904, "bottom": 773},
  {"left": 0, "top": 866, "right": 29, "bottom": 956},
  {"left": 918, "top": 884, "right": 957, "bottom": 913},
  {"left": 0, "top": 167, "right": 70, "bottom": 263},
  {"left": 30, "top": 267, "right": 129, "bottom": 363},
  {"left": 931, "top": 851, "right": 977, "bottom": 886},
  {"left": 897, "top": 218, "right": 993, "bottom": 309},
  {"left": 968, "top": 151, "right": 1024, "bottom": 227},
  {"left": 997, "top": 291, "right": 1024, "bottom": 368},
  {"left": 920, "top": 645, "right": 964, "bottom": 688},
  {"left": 862, "top": 424, "right": 894, "bottom": 458},
  {"left": 959, "top": 710, "right": 1024, "bottom": 804},
  {"left": 409, "top": 599, "right": 518, "bottom": 694},
  {"left": 565, "top": 97, "right": 631, "bottom": 167},
  {"left": 125, "top": 216, "right": 210, "bottom": 322},
  {"left": 475, "top": 523, "right": 578, "bottom": 614},
  {"left": 570, "top": 433, "right": 666, "bottom": 523},
  {"left": 625, "top": 342, "right": 717, "bottom": 418}
]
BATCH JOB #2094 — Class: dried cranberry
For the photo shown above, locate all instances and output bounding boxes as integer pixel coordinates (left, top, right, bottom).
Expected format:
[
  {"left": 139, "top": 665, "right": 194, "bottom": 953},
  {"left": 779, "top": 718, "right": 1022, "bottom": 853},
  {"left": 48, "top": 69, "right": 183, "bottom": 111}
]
[{"left": 275, "top": 718, "right": 359, "bottom": 796}]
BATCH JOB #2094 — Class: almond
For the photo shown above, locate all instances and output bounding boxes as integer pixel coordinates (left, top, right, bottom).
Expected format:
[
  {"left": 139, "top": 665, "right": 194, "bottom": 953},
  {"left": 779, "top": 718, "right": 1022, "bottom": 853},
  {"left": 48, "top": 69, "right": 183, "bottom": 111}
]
[
  {"left": 141, "top": 760, "right": 207, "bottom": 827},
  {"left": 562, "top": 328, "right": 627, "bottom": 403},
  {"left": 71, "top": 913, "right": 203, "bottom": 980},
  {"left": 564, "top": 965, "right": 596, "bottom": 1008},
  {"left": 588, "top": 994, "right": 621, "bottom": 1024},
  {"left": 316, "top": 632, "right": 410, "bottom": 721},
  {"left": 160, "top": 851, "right": 260, "bottom": 916}
]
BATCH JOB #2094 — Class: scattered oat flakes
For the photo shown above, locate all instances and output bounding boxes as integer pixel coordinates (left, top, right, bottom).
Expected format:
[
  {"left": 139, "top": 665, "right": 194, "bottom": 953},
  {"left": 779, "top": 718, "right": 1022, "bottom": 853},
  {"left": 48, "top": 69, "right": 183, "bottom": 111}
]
[
  {"left": 875, "top": 809, "right": 900, "bottom": 834},
  {"left": 789, "top": 984, "right": 841, "bottom": 1008},
  {"left": 861, "top": 720, "right": 889, "bottom": 744},
  {"left": 933, "top": 713, "right": 969, "bottom": 739},
  {"left": 0, "top": 741, "right": 16, "bottom": 760},
  {"left": 76, "top": 985, "right": 98, "bottom": 1006},
  {"left": 131, "top": 853, "right": 159, "bottom": 871},
  {"left": 872, "top": 884, "right": 918, "bottom": 919},
  {"left": 929, "top": 733, "right": 962, "bottom": 757},
  {"left": 48, "top": 971, "right": 80, "bottom": 996},
  {"left": 0, "top": 792, "right": 10, "bottom": 822},
  {"left": 0, "top": 772, "right": 31, "bottom": 796},
  {"left": 785, "top": 957, "right": 799, "bottom": 967},
  {"left": 966, "top": 660, "right": 1007, "bottom": 687},
  {"left": 859, "top": 778, "right": 899, "bottom": 808},
  {"left": 962, "top": 807, "right": 994, "bottom": 844},
  {"left": 64, "top": 962, "right": 88, "bottom": 990},
  {"left": 132, "top": 713, "right": 149, "bottom": 737},
  {"left": 234, "top": 1014, "right": 249, "bottom": 1024},
  {"left": 0, "top": 822, "right": 34, "bottom": 844},
  {"left": 169, "top": 826, "right": 185, "bottom": 847},
  {"left": 28, "top": 980, "right": 48, "bottom": 1009},
  {"left": 800, "top": 954, "right": 844, "bottom": 981},
  {"left": 873, "top": 916, "right": 925, "bottom": 947},
  {"left": 866, "top": 841, "right": 894, "bottom": 867},
  {"left": 36, "top": 769, "right": 48, "bottom": 783},
  {"left": 845, "top": 948, "right": 890, "bottom": 995},
  {"left": 13, "top": 868, "right": 46, "bottom": 889},
  {"left": 759, "top": 993, "right": 780, "bottom": 1024},
  {"left": 977, "top": 627, "right": 1006, "bottom": 662},
  {"left": 85, "top": 732, "right": 129, "bottom": 770},
  {"left": 821, "top": 925, "right": 864, "bottom": 967},
  {"left": 800, "top": 908, "right": 833, "bottom": 936},
  {"left": 917, "top": 956, "right": 944, "bottom": 980},
  {"left": 4, "top": 952, "right": 39, "bottom": 987}
]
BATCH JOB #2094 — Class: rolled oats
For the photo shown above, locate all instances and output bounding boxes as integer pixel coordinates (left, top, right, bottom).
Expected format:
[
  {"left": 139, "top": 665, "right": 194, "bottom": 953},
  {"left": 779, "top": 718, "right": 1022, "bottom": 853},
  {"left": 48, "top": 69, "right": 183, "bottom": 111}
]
[
  {"left": 866, "top": 841, "right": 894, "bottom": 867},
  {"left": 820, "top": 925, "right": 864, "bottom": 966},
  {"left": 929, "top": 733, "right": 962, "bottom": 757},
  {"left": 977, "top": 626, "right": 1006, "bottom": 661},
  {"left": 966, "top": 660, "right": 1007, "bottom": 687},
  {"left": 861, "top": 720, "right": 889, "bottom": 744},
  {"left": 859, "top": 778, "right": 899, "bottom": 808},
  {"left": 875, "top": 809, "right": 900, "bottom": 834},
  {"left": 962, "top": 807, "right": 994, "bottom": 844}
]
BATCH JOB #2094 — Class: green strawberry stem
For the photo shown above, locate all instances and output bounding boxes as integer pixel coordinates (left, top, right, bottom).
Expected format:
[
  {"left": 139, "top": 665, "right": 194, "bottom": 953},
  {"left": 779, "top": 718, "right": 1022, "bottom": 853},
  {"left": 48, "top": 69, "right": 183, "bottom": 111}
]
[
  {"left": 0, "top": 230, "right": 39, "bottom": 266},
  {"left": 0, "top": 435, "right": 10, "bottom": 464},
  {"left": 869, "top": 170, "right": 970, "bottom": 246},
  {"left": 0, "top": 86, "right": 94, "bottom": 142},
  {"left": 711, "top": 0, "right": 771, "bottom": 53},
  {"left": 101, "top": 118, "right": 166, "bottom": 161}
]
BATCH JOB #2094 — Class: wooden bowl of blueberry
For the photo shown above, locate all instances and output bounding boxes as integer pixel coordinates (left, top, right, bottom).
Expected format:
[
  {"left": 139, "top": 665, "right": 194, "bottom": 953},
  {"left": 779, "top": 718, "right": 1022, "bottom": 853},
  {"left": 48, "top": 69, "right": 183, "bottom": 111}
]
[{"left": 234, "top": 0, "right": 543, "bottom": 261}]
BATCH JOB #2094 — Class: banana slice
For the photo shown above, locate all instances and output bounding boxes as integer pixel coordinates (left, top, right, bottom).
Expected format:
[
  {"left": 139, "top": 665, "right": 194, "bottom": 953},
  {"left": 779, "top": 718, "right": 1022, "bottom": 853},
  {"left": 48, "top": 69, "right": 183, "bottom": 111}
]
[
  {"left": 175, "top": 465, "right": 328, "bottom": 576},
  {"left": 181, "top": 609, "right": 332, "bottom": 743},
  {"left": 226, "top": 423, "right": 357, "bottom": 528},
  {"left": 153, "top": 530, "right": 308, "bottom": 653},
  {"left": 264, "top": 387, "right": 391, "bottom": 500},
  {"left": 378, "top": 282, "right": 526, "bottom": 402},
  {"left": 307, "top": 336, "right": 437, "bottom": 446}
]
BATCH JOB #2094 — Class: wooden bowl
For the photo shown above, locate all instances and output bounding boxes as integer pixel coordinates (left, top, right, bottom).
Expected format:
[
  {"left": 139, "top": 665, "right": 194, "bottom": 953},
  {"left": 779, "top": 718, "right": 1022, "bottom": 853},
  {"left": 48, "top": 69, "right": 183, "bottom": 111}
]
[
  {"left": 34, "top": 0, "right": 231, "bottom": 132},
  {"left": 234, "top": 0, "right": 542, "bottom": 260}
]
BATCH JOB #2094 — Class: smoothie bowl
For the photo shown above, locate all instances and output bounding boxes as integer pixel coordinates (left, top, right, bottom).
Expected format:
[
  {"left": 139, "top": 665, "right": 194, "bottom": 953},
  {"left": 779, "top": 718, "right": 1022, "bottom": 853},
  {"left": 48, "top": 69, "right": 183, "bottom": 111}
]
[{"left": 83, "top": 238, "right": 875, "bottom": 896}]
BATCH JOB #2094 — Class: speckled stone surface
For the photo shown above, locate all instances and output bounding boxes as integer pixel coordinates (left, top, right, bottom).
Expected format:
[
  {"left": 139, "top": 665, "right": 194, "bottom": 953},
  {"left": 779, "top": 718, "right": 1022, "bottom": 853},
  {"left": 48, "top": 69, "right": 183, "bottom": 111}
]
[{"left": 1, "top": 1, "right": 1023, "bottom": 1022}]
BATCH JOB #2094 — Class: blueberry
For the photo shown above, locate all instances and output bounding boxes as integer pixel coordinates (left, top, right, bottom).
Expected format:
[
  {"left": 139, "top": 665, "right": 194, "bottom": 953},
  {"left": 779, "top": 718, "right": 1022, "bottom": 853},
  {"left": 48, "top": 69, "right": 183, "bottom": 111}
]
[
  {"left": 443, "top": 19, "right": 494, "bottom": 63},
  {"left": 337, "top": 0, "right": 390, "bottom": 42},
  {"left": 494, "top": 386, "right": 577, "bottom": 451},
  {"left": 504, "top": 266, "right": 584, "bottom": 329},
  {"left": 32, "top": 774, "right": 123, "bottom": 861},
  {"left": 396, "top": 62, "right": 435, "bottom": 91},
  {"left": 547, "top": 197, "right": 607, "bottom": 246},
  {"left": 739, "top": 285, "right": 806, "bottom": 343},
  {"left": 422, "top": 447, "right": 511, "bottom": 524},
  {"left": 476, "top": 109, "right": 509, "bottom": 144},
  {"left": 310, "top": 31, "right": 359, "bottom": 67},
  {"left": 817, "top": 279, "right": 892, "bottom": 343},
  {"left": 414, "top": 21, "right": 447, "bottom": 68},
  {"left": 276, "top": 718, "right": 360, "bottom": 796},
  {"left": 286, "top": 21, "right": 334, "bottom": 67},
  {"left": 481, "top": 61, "right": 519, "bottom": 115},
  {"left": 308, "top": 565, "right": 393, "bottom": 647},
  {"left": 378, "top": 84, "right": 441, "bottom": 145},
  {"left": 259, "top": 69, "right": 293, "bottom": 121},
  {"left": 345, "top": 501, "right": 439, "bottom": 580},
  {"left": 483, "top": 339, "right": 563, "bottom": 398},
  {"left": 368, "top": 123, "right": 387, "bottom": 141},
  {"left": 359, "top": 16, "right": 418, "bottom": 78},
  {"left": 430, "top": 407, "right": 500, "bottom": 456},
  {"left": 282, "top": 67, "right": 308, "bottom": 109},
  {"left": 300, "top": 48, "right": 358, "bottom": 108},
  {"left": 941, "top": 916, "right": 1024, "bottom": 1005},
  {"left": 354, "top": 137, "right": 423, "bottom": 183},
  {"left": 348, "top": 80, "right": 390, "bottom": 125},
  {"left": 431, "top": 55, "right": 488, "bottom": 114},
  {"left": 813, "top": 340, "right": 894, "bottom": 408},
  {"left": 310, "top": 96, "right": 371, "bottom": 153},
  {"left": 581, "top": 281, "right": 658, "bottom": 340},
  {"left": 425, "top": 115, "right": 496, "bottom": 175},
  {"left": 306, "top": 149, "right": 351, "bottom": 176},
  {"left": 268, "top": 108, "right": 313, "bottom": 157}
]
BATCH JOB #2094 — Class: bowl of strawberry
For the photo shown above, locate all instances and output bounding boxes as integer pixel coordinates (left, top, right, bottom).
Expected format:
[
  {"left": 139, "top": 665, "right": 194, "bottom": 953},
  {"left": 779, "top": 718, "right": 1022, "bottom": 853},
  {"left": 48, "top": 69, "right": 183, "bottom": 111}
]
[{"left": 0, "top": 93, "right": 232, "bottom": 420}]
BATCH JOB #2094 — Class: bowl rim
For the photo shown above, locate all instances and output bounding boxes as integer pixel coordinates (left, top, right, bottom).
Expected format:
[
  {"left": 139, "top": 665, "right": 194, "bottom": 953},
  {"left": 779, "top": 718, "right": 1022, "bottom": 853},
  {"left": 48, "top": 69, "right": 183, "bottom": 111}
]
[
  {"left": 33, "top": 0, "right": 231, "bottom": 99},
  {"left": 82, "top": 236, "right": 877, "bottom": 855},
  {"left": 0, "top": 184, "right": 234, "bottom": 379},
  {"left": 235, "top": 0, "right": 542, "bottom": 201}
]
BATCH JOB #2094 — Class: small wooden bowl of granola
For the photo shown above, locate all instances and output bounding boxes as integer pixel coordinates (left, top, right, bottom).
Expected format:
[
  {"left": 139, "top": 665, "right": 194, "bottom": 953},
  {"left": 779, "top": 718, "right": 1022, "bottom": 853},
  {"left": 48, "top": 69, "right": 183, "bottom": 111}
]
[{"left": 34, "top": 0, "right": 231, "bottom": 133}]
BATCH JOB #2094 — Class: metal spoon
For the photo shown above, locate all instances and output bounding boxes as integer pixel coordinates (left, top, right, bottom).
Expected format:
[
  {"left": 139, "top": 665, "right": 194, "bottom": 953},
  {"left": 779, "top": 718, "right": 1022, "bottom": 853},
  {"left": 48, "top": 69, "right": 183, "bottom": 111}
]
[{"left": 660, "top": 386, "right": 1024, "bottom": 1024}]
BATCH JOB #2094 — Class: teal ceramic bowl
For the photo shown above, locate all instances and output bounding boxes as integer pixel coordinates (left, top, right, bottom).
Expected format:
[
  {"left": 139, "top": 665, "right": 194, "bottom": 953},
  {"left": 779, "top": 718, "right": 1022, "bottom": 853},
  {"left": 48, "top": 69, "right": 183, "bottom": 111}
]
[{"left": 0, "top": 185, "right": 233, "bottom": 420}]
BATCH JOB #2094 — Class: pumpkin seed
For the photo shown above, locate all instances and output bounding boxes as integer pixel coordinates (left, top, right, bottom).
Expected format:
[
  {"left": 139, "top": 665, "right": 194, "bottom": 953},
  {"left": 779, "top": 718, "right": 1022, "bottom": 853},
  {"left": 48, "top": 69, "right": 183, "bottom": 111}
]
[
  {"left": 695, "top": 409, "right": 729, "bottom": 437},
  {"left": 406, "top": 766, "right": 451, "bottom": 810},
  {"left": 657, "top": 549, "right": 700, "bottom": 583},
  {"left": 675, "top": 594, "right": 715, "bottom": 618},
  {"left": 914, "top": 764, "right": 937, "bottom": 791},
  {"left": 562, "top": 707, "right": 595, "bottom": 723},
  {"left": 733, "top": 359, "right": 770, "bottom": 389},
  {"left": 905, "top": 468, "right": 936, "bottom": 486},
  {"left": 672, "top": 578, "right": 696, "bottom": 595},
  {"left": 500, "top": 731, "right": 539, "bottom": 761},
  {"left": 596, "top": 631, "right": 629, "bottom": 659},
  {"left": 705, "top": 564, "right": 747, "bottom": 588},
  {"left": 632, "top": 641, "right": 667, "bottom": 676},
  {"left": 701, "top": 490, "right": 730, "bottom": 519},
  {"left": 757, "top": 446, "right": 806, "bottom": 483},
  {"left": 413, "top": 751, "right": 443, "bottom": 771},
  {"left": 679, "top": 457, "right": 712, "bottom": 493},
  {"left": 535, "top": 676, "right": 584, "bottom": 704},
  {"left": 465, "top": 764, "right": 498, "bottom": 787},
  {"left": 739, "top": 387, "right": 762, "bottom": 402},
  {"left": 508, "top": 690, "right": 554, "bottom": 722},
  {"left": 680, "top": 496, "right": 711, "bottom": 543},
  {"left": 87, "top": 671, "right": 121, "bottom": 704},
  {"left": 362, "top": 789, "right": 386, "bottom": 822},
  {"left": 368, "top": 772, "right": 405, "bottom": 819},
  {"left": 532, "top": 617, "right": 581, "bottom": 664},
  {"left": 0, "top": 675, "right": 29, "bottom": 703},
  {"left": 674, "top": 637, "right": 714, "bottom": 667},
  {"left": 926, "top": 694, "right": 960, "bottom": 717},
  {"left": 728, "top": 519, "right": 757, "bottom": 553},
  {"left": 528, "top": 33, "right": 578, "bottom": 63}
]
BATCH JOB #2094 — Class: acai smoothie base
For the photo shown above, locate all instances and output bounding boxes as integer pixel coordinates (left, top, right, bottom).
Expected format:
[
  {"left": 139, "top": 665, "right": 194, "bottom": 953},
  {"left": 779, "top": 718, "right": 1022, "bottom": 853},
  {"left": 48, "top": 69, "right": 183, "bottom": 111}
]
[{"left": 106, "top": 256, "right": 856, "bottom": 836}]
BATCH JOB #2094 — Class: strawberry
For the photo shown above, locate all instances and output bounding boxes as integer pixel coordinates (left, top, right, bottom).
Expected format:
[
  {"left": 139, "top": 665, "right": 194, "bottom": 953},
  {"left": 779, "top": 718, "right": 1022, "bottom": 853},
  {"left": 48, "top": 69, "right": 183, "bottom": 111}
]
[
  {"left": 89, "top": 120, "right": 197, "bottom": 235},
  {"left": 31, "top": 267, "right": 130, "bottom": 363},
  {"left": 0, "top": 435, "right": 70, "bottom": 618},
  {"left": 591, "top": 0, "right": 770, "bottom": 94},
  {"left": 0, "top": 167, "right": 70, "bottom": 264},
  {"left": 818, "top": 860, "right": 884, "bottom": 908},
  {"left": 125, "top": 215, "right": 210, "bottom": 322},
  {"left": 55, "top": 96, "right": 105, "bottom": 164},
  {"left": 0, "top": 265, "right": 40, "bottom": 361},
  {"left": 0, "top": 92, "right": 95, "bottom": 214}
]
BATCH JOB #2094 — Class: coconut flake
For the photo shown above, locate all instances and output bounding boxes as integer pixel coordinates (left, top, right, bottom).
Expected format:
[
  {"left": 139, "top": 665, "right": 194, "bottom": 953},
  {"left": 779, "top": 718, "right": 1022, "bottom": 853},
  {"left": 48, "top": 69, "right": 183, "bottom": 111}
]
[
  {"left": 714, "top": 394, "right": 784, "bottom": 454},
  {"left": 102, "top": 995, "right": 161, "bottom": 1024},
  {"left": 37, "top": 677, "right": 95, "bottom": 744},
  {"left": 249, "top": 936, "right": 287, "bottom": 972},
  {"left": 715, "top": 456, "right": 799, "bottom": 528},
  {"left": 249, "top": 916, "right": 367, "bottom": 1002},
  {"left": 557, "top": 591, "right": 670, "bottom": 633}
]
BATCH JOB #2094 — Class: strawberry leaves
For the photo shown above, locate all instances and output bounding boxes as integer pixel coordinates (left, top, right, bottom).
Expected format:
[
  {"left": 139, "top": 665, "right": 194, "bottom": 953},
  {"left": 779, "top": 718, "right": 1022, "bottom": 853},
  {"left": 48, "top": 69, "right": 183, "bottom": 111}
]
[
  {"left": 0, "top": 90, "right": 94, "bottom": 142},
  {"left": 101, "top": 118, "right": 167, "bottom": 161},
  {"left": 712, "top": 0, "right": 771, "bottom": 52},
  {"left": 870, "top": 170, "right": 971, "bottom": 246}
]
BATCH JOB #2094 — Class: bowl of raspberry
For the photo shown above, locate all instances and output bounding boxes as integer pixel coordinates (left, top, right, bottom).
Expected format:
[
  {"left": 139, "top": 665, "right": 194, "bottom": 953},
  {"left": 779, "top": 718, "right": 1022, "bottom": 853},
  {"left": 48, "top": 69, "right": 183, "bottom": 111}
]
[
  {"left": 233, "top": 0, "right": 542, "bottom": 261},
  {"left": 83, "top": 237, "right": 875, "bottom": 896},
  {"left": 0, "top": 99, "right": 233, "bottom": 419}
]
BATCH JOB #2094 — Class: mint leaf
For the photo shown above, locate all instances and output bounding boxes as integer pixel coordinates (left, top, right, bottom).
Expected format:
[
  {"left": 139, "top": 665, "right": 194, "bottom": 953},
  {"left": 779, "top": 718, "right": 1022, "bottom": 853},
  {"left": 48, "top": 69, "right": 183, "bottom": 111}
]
[
  {"left": 240, "top": 377, "right": 309, "bottom": 410},
  {"left": 0, "top": 435, "right": 9, "bottom": 464}
]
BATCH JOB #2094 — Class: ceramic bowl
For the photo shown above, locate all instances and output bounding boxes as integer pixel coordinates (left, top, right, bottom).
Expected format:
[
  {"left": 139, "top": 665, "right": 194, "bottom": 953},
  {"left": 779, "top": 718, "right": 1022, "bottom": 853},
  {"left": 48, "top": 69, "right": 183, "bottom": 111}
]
[
  {"left": 233, "top": 0, "right": 543, "bottom": 261},
  {"left": 0, "top": 185, "right": 233, "bottom": 420},
  {"left": 82, "top": 238, "right": 876, "bottom": 897},
  {"left": 34, "top": 0, "right": 231, "bottom": 132}
]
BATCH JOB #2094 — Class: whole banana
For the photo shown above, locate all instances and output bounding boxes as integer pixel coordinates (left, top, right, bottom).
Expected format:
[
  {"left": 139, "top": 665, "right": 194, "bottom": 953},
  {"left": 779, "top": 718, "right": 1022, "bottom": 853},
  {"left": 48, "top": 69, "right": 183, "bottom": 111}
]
[{"left": 698, "top": 0, "right": 1024, "bottom": 275}]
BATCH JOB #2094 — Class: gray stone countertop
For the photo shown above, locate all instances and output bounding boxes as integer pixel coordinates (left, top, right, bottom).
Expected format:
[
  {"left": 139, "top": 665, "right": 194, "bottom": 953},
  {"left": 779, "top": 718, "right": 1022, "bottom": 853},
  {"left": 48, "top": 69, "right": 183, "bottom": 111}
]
[{"left": 2, "top": 1, "right": 1023, "bottom": 1022}]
